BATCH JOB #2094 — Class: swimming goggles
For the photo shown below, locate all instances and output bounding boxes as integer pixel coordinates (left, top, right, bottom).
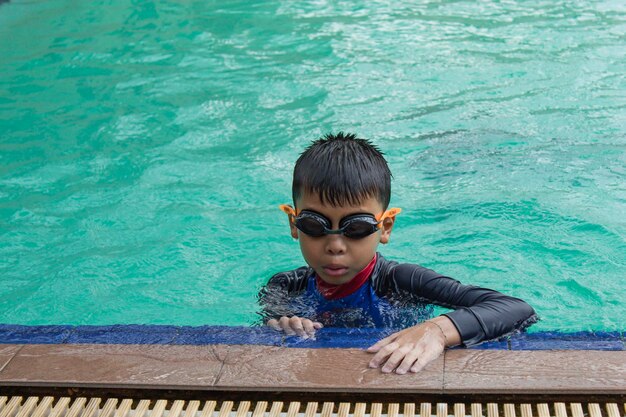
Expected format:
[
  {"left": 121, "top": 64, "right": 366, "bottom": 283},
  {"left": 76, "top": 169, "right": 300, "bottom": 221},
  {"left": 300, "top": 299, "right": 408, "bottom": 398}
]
[{"left": 279, "top": 204, "right": 401, "bottom": 239}]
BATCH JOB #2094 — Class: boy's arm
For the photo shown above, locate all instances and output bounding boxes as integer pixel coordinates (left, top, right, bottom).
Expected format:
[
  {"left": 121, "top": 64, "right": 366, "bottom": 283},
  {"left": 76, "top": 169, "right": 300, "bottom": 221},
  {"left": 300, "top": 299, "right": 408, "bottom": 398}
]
[
  {"left": 367, "top": 262, "right": 537, "bottom": 374},
  {"left": 388, "top": 263, "right": 538, "bottom": 346}
]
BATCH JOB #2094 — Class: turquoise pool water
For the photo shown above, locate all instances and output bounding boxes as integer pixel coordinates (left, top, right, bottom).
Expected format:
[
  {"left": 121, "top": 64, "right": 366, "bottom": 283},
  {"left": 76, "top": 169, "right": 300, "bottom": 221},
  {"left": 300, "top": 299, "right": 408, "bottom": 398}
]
[{"left": 0, "top": 0, "right": 624, "bottom": 332}]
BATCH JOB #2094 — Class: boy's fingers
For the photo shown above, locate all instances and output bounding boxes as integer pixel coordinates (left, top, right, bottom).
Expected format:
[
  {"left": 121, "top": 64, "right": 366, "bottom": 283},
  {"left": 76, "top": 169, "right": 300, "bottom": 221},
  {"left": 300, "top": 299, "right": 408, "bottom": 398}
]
[
  {"left": 271, "top": 316, "right": 320, "bottom": 339},
  {"left": 381, "top": 346, "right": 412, "bottom": 373},
  {"left": 267, "top": 319, "right": 282, "bottom": 331},
  {"left": 302, "top": 319, "right": 317, "bottom": 336},
  {"left": 396, "top": 345, "right": 423, "bottom": 374},
  {"left": 289, "top": 316, "right": 308, "bottom": 337},
  {"left": 368, "top": 341, "right": 399, "bottom": 368},
  {"left": 279, "top": 316, "right": 296, "bottom": 335}
]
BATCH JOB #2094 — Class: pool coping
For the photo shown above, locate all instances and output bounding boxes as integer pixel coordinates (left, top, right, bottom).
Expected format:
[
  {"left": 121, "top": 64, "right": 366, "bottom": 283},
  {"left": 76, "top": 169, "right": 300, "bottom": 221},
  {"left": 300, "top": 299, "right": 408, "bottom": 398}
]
[
  {"left": 0, "top": 326, "right": 624, "bottom": 398},
  {"left": 0, "top": 344, "right": 625, "bottom": 398}
]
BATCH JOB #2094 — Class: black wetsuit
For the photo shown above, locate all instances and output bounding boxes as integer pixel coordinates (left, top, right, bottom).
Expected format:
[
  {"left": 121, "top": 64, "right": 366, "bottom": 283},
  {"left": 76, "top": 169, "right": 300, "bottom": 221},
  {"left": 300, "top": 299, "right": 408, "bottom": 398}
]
[{"left": 258, "top": 253, "right": 538, "bottom": 346}]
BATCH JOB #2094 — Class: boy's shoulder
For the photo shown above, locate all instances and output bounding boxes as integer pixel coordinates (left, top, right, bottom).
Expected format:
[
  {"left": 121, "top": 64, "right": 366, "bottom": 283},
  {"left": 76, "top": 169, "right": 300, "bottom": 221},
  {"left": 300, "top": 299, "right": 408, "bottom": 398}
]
[
  {"left": 266, "top": 265, "right": 313, "bottom": 293},
  {"left": 373, "top": 253, "right": 439, "bottom": 278}
]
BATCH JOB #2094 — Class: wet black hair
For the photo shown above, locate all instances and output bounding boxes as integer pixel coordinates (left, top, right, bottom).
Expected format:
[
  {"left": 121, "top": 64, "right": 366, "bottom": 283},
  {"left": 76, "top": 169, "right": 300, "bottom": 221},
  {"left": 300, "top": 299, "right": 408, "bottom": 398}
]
[{"left": 292, "top": 132, "right": 392, "bottom": 209}]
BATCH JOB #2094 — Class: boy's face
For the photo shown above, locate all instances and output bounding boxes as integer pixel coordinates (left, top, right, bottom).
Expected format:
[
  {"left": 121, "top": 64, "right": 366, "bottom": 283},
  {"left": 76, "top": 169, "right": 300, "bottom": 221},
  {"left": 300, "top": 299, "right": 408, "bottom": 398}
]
[{"left": 290, "top": 192, "right": 395, "bottom": 285}]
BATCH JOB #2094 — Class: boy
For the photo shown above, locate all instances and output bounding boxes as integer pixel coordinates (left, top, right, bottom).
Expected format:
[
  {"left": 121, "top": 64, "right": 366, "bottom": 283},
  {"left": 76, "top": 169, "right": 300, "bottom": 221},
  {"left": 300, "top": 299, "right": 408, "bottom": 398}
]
[{"left": 258, "top": 132, "right": 537, "bottom": 375}]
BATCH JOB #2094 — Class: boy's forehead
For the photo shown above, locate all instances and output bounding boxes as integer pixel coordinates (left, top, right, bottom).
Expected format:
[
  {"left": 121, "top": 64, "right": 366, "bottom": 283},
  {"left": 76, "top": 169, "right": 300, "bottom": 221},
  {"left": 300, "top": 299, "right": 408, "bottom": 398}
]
[{"left": 296, "top": 191, "right": 384, "bottom": 215}]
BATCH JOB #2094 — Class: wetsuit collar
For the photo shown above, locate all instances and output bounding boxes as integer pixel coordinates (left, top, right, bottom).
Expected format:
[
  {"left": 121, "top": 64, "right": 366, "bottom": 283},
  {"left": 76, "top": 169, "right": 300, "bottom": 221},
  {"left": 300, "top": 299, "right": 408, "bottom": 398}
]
[{"left": 315, "top": 254, "right": 378, "bottom": 300}]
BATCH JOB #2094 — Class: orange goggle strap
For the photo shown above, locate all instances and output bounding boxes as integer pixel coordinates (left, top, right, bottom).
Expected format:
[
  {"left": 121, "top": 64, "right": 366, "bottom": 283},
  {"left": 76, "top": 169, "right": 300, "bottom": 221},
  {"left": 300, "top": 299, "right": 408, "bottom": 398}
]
[
  {"left": 279, "top": 204, "right": 401, "bottom": 228},
  {"left": 378, "top": 207, "right": 402, "bottom": 221},
  {"left": 279, "top": 204, "right": 297, "bottom": 218}
]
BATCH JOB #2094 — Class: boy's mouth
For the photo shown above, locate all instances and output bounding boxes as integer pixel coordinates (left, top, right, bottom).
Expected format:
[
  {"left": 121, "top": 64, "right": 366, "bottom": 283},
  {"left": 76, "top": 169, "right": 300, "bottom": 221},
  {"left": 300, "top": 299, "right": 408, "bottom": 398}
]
[{"left": 323, "top": 265, "right": 349, "bottom": 277}]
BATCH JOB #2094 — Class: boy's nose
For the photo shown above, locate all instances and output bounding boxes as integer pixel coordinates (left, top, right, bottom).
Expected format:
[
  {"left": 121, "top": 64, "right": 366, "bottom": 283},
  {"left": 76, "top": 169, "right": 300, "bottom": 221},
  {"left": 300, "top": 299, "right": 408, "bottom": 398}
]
[{"left": 325, "top": 234, "right": 347, "bottom": 254}]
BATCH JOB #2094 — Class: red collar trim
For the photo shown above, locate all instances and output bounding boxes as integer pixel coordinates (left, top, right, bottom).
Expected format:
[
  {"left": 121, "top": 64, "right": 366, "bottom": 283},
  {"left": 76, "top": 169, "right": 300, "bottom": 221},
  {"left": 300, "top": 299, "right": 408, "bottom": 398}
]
[{"left": 315, "top": 254, "right": 377, "bottom": 300}]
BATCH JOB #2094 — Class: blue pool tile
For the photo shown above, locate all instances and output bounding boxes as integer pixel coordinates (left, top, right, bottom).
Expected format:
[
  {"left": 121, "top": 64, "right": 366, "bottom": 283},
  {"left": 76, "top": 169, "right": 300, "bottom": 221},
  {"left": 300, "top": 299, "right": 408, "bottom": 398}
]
[
  {"left": 172, "top": 325, "right": 283, "bottom": 346},
  {"left": 0, "top": 325, "right": 72, "bottom": 344},
  {"left": 282, "top": 327, "right": 398, "bottom": 349},
  {"left": 1, "top": 325, "right": 624, "bottom": 350},
  {"left": 465, "top": 339, "right": 510, "bottom": 350},
  {"left": 66, "top": 325, "right": 179, "bottom": 344},
  {"left": 510, "top": 331, "right": 624, "bottom": 351}
]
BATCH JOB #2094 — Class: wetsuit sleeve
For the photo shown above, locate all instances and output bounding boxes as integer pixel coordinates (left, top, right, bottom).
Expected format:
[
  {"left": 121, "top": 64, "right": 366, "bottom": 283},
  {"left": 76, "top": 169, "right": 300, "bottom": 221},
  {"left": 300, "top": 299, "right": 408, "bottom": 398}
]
[
  {"left": 388, "top": 263, "right": 538, "bottom": 346},
  {"left": 257, "top": 267, "right": 309, "bottom": 323}
]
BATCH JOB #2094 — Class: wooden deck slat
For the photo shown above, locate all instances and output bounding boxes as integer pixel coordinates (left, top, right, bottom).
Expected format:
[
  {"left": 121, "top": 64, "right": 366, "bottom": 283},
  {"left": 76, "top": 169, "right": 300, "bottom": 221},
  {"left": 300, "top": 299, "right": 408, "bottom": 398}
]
[
  {"left": 471, "top": 403, "right": 483, "bottom": 417},
  {"left": 116, "top": 399, "right": 134, "bottom": 417},
  {"left": 503, "top": 404, "right": 516, "bottom": 417},
  {"left": 605, "top": 403, "right": 620, "bottom": 417},
  {"left": 199, "top": 401, "right": 216, "bottom": 417},
  {"left": 14, "top": 397, "right": 37, "bottom": 417},
  {"left": 149, "top": 400, "right": 167, "bottom": 417},
  {"left": 0, "top": 397, "right": 8, "bottom": 413},
  {"left": 353, "top": 403, "right": 366, "bottom": 417},
  {"left": 371, "top": 403, "right": 383, "bottom": 417},
  {"left": 65, "top": 397, "right": 86, "bottom": 417},
  {"left": 303, "top": 402, "right": 318, "bottom": 417},
  {"left": 99, "top": 399, "right": 119, "bottom": 417},
  {"left": 554, "top": 403, "right": 567, "bottom": 417},
  {"left": 235, "top": 401, "right": 251, "bottom": 417},
  {"left": 520, "top": 404, "right": 533, "bottom": 417},
  {"left": 218, "top": 401, "right": 234, "bottom": 417},
  {"left": 537, "top": 404, "right": 550, "bottom": 417},
  {"left": 386, "top": 403, "right": 398, "bottom": 417},
  {"left": 0, "top": 396, "right": 22, "bottom": 417},
  {"left": 588, "top": 403, "right": 602, "bottom": 417},
  {"left": 405, "top": 403, "right": 416, "bottom": 417},
  {"left": 487, "top": 403, "right": 499, "bottom": 417},
  {"left": 48, "top": 397, "right": 70, "bottom": 417},
  {"left": 286, "top": 401, "right": 300, "bottom": 417},
  {"left": 321, "top": 402, "right": 335, "bottom": 417},
  {"left": 182, "top": 401, "right": 199, "bottom": 417},
  {"left": 437, "top": 403, "right": 447, "bottom": 417},
  {"left": 570, "top": 403, "right": 584, "bottom": 417},
  {"left": 132, "top": 400, "right": 151, "bottom": 417},
  {"left": 421, "top": 402, "right": 433, "bottom": 417},
  {"left": 169, "top": 400, "right": 185, "bottom": 417},
  {"left": 454, "top": 403, "right": 465, "bottom": 417},
  {"left": 80, "top": 397, "right": 100, "bottom": 417},
  {"left": 337, "top": 403, "right": 350, "bottom": 417},
  {"left": 252, "top": 401, "right": 267, "bottom": 417},
  {"left": 29, "top": 397, "right": 52, "bottom": 417},
  {"left": 268, "top": 401, "right": 284, "bottom": 417}
]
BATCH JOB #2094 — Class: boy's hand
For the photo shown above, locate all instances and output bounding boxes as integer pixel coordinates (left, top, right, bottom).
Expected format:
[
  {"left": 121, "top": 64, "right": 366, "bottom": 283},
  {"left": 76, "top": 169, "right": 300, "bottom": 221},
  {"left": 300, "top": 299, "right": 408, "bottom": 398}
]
[
  {"left": 267, "top": 316, "right": 323, "bottom": 339},
  {"left": 366, "top": 318, "right": 460, "bottom": 374}
]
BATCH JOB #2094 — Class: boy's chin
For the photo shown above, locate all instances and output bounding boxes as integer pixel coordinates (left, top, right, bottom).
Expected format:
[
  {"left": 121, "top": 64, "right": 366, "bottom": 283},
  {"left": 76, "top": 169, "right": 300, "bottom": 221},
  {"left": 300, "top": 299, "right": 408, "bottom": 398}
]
[{"left": 317, "top": 271, "right": 355, "bottom": 286}]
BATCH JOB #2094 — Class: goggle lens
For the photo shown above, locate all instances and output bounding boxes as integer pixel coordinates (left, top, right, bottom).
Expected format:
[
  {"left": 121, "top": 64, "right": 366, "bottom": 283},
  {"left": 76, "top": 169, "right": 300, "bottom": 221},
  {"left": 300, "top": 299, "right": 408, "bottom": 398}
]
[
  {"left": 341, "top": 217, "right": 378, "bottom": 239},
  {"left": 295, "top": 216, "right": 328, "bottom": 237},
  {"left": 294, "top": 212, "right": 379, "bottom": 239}
]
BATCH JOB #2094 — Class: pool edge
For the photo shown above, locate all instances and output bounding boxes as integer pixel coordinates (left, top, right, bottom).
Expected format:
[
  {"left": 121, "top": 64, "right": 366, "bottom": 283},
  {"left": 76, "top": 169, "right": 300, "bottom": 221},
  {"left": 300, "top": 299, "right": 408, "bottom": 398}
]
[{"left": 0, "top": 343, "right": 624, "bottom": 397}]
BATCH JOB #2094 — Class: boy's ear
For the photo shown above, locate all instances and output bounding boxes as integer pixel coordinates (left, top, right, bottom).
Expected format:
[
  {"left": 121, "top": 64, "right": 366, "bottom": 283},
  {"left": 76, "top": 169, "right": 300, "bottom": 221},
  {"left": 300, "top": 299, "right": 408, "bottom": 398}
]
[
  {"left": 379, "top": 216, "right": 395, "bottom": 244},
  {"left": 288, "top": 216, "right": 299, "bottom": 239}
]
